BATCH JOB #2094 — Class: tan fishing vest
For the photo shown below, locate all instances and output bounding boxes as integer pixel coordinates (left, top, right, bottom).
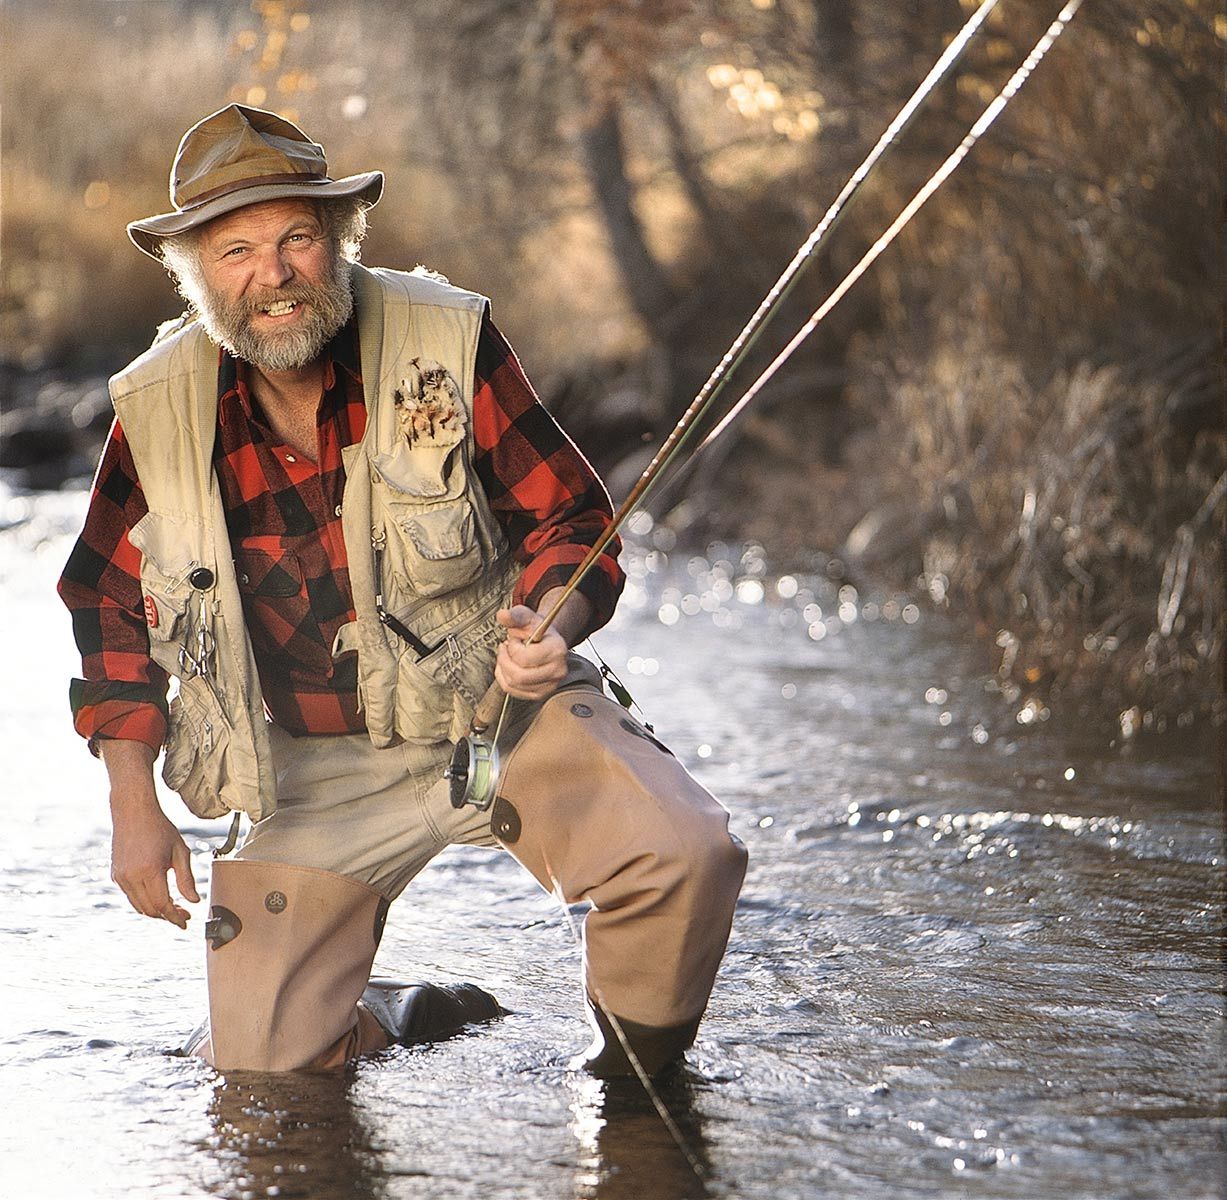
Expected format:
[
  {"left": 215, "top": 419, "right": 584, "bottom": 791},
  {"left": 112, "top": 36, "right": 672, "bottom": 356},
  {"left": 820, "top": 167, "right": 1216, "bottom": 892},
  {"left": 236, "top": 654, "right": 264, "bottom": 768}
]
[{"left": 111, "top": 264, "right": 519, "bottom": 822}]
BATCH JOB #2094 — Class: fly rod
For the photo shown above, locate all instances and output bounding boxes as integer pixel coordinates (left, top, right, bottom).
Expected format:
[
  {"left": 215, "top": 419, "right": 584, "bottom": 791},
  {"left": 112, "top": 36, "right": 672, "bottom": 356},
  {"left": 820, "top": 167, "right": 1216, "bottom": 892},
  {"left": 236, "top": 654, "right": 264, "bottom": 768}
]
[
  {"left": 461, "top": 0, "right": 1005, "bottom": 743},
  {"left": 450, "top": 0, "right": 1086, "bottom": 810},
  {"left": 689, "top": 0, "right": 1086, "bottom": 463}
]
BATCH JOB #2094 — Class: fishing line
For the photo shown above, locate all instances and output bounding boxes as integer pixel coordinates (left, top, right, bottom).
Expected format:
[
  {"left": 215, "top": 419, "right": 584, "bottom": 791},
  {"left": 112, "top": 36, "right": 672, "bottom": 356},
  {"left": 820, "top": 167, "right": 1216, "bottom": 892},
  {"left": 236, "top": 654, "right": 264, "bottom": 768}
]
[
  {"left": 546, "top": 863, "right": 709, "bottom": 1185},
  {"left": 470, "top": 0, "right": 1013, "bottom": 737},
  {"left": 671, "top": 0, "right": 1003, "bottom": 445},
  {"left": 681, "top": 0, "right": 1087, "bottom": 470}
]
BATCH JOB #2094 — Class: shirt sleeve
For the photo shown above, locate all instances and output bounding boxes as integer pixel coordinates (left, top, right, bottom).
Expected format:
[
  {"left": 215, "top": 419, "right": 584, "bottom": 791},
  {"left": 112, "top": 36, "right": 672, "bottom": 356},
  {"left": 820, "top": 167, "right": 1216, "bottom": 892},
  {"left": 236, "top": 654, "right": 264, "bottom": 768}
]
[
  {"left": 470, "top": 314, "right": 625, "bottom": 637},
  {"left": 58, "top": 418, "right": 169, "bottom": 754}
]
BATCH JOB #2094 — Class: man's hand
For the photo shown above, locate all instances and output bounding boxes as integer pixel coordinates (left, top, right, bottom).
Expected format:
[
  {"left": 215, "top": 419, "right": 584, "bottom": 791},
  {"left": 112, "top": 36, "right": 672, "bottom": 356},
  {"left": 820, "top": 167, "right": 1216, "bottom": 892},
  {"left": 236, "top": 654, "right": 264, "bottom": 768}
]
[
  {"left": 100, "top": 740, "right": 200, "bottom": 929},
  {"left": 495, "top": 605, "right": 569, "bottom": 700}
]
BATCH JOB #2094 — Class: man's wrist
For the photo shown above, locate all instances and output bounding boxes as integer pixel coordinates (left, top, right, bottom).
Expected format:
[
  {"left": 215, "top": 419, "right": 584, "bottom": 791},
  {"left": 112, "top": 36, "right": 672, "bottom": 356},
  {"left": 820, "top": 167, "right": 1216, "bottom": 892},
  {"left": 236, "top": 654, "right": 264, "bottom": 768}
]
[
  {"left": 99, "top": 740, "right": 161, "bottom": 808},
  {"left": 536, "top": 587, "right": 593, "bottom": 650}
]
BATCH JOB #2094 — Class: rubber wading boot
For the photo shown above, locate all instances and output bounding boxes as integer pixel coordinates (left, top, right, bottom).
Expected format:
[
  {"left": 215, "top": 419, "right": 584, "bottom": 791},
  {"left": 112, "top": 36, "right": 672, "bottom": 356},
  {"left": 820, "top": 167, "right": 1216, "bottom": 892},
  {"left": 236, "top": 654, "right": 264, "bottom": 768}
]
[
  {"left": 358, "top": 978, "right": 505, "bottom": 1046},
  {"left": 576, "top": 996, "right": 702, "bottom": 1079}
]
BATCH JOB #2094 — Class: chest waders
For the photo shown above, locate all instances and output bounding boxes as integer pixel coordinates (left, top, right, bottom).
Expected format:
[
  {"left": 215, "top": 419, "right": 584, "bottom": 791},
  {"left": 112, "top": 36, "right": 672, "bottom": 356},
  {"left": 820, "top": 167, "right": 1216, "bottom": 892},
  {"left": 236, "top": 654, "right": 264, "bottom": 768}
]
[{"left": 121, "top": 265, "right": 748, "bottom": 1077}]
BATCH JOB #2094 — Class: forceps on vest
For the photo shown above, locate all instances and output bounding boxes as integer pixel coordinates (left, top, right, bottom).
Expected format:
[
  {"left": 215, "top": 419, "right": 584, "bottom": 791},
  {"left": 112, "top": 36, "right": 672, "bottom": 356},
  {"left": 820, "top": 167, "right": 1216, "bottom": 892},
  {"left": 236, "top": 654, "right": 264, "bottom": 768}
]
[
  {"left": 178, "top": 614, "right": 215, "bottom": 680},
  {"left": 176, "top": 580, "right": 231, "bottom": 723}
]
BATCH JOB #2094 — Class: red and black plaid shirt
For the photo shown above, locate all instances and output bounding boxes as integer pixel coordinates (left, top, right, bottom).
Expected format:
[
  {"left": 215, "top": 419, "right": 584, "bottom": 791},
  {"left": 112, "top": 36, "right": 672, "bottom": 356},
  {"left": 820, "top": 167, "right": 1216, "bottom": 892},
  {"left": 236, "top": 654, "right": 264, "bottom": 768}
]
[{"left": 59, "top": 311, "right": 623, "bottom": 749}]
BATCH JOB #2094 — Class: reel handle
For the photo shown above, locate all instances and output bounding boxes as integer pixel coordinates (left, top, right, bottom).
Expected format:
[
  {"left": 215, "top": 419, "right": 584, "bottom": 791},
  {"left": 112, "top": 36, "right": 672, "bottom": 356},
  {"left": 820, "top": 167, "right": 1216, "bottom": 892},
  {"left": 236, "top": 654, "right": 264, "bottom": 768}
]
[{"left": 470, "top": 679, "right": 506, "bottom": 735}]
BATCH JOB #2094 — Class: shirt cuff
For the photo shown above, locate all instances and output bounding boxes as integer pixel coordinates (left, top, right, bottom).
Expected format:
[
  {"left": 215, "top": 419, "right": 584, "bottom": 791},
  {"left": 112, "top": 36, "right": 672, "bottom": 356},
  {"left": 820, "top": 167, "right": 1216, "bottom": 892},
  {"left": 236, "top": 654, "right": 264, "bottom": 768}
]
[
  {"left": 69, "top": 680, "right": 169, "bottom": 756},
  {"left": 514, "top": 545, "right": 624, "bottom": 641}
]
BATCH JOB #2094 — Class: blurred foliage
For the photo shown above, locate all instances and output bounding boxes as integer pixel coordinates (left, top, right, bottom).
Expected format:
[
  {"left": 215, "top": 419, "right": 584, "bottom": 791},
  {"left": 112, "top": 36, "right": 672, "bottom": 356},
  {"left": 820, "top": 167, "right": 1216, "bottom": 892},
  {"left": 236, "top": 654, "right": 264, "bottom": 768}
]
[{"left": 1, "top": 0, "right": 1222, "bottom": 720}]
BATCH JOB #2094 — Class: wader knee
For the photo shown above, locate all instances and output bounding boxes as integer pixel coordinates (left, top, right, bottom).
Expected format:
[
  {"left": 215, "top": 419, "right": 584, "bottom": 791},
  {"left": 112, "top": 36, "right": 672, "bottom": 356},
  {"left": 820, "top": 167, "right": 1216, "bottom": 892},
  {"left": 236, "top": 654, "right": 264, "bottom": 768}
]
[
  {"left": 493, "top": 687, "right": 749, "bottom": 1077},
  {"left": 191, "top": 859, "right": 391, "bottom": 1072}
]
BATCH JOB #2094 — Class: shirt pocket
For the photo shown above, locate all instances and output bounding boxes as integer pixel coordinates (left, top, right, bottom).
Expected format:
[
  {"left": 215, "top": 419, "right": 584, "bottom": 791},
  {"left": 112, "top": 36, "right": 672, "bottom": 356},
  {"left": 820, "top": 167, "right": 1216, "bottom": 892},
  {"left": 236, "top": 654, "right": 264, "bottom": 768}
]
[
  {"left": 234, "top": 539, "right": 334, "bottom": 676},
  {"left": 372, "top": 440, "right": 483, "bottom": 600}
]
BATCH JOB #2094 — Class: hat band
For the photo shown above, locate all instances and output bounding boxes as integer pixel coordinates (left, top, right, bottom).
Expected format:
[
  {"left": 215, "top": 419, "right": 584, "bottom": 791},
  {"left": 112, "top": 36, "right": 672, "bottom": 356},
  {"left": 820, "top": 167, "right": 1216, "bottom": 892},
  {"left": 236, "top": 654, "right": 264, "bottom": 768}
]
[{"left": 179, "top": 170, "right": 329, "bottom": 211}]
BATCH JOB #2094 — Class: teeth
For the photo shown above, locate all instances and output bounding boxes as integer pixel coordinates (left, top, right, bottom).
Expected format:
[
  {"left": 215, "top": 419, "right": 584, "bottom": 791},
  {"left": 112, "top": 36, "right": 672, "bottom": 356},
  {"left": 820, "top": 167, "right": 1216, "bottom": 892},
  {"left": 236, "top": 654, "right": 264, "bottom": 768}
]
[{"left": 263, "top": 300, "right": 296, "bottom": 316}]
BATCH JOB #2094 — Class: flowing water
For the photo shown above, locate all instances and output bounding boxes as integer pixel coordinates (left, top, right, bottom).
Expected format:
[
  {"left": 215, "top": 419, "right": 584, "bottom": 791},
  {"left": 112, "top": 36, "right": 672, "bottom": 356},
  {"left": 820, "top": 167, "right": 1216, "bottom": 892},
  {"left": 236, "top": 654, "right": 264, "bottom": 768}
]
[{"left": 1, "top": 488, "right": 1222, "bottom": 1200}]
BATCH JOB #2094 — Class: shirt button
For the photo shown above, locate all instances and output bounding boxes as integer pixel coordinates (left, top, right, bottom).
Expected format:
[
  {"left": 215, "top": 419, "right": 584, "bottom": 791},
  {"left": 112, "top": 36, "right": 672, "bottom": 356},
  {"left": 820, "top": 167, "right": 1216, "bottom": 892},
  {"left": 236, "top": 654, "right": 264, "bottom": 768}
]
[
  {"left": 285, "top": 453, "right": 297, "bottom": 463},
  {"left": 334, "top": 504, "right": 343, "bottom": 517}
]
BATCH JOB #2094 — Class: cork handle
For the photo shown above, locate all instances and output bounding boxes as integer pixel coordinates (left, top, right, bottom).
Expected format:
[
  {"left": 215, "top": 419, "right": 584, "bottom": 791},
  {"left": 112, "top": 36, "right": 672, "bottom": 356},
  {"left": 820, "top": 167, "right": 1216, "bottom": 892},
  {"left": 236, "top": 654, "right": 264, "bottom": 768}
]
[{"left": 470, "top": 679, "right": 506, "bottom": 734}]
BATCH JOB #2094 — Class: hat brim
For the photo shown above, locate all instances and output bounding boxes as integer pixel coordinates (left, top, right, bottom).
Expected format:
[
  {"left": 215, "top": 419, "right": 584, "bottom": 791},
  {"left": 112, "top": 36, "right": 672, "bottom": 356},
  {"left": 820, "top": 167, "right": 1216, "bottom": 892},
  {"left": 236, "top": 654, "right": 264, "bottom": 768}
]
[{"left": 127, "top": 171, "right": 384, "bottom": 258}]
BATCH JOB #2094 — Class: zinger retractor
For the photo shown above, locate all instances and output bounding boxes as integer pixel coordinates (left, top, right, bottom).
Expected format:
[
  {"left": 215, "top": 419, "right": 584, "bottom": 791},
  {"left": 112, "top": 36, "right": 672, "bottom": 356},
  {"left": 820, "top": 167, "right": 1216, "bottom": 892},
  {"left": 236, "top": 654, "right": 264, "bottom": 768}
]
[{"left": 446, "top": 734, "right": 500, "bottom": 811}]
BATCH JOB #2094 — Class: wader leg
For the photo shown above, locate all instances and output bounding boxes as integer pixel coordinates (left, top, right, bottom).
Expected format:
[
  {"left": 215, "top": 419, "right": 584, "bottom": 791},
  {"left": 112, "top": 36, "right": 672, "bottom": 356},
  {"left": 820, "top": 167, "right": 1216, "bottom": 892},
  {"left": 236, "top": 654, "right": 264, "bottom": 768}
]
[
  {"left": 193, "top": 858, "right": 391, "bottom": 1072},
  {"left": 493, "top": 689, "right": 749, "bottom": 1077},
  {"left": 188, "top": 859, "right": 505, "bottom": 1071}
]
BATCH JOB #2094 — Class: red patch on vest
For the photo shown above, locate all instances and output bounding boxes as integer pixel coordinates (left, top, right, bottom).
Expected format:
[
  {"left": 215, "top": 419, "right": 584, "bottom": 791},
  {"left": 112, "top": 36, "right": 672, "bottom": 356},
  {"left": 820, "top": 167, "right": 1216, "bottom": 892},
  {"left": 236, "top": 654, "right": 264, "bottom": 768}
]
[{"left": 144, "top": 595, "right": 158, "bottom": 629}]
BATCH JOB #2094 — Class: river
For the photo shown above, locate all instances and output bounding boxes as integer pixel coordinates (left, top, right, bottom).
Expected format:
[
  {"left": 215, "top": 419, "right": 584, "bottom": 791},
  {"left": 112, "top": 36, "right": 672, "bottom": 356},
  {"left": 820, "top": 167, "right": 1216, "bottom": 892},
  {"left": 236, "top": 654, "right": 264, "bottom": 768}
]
[{"left": 1, "top": 486, "right": 1222, "bottom": 1200}]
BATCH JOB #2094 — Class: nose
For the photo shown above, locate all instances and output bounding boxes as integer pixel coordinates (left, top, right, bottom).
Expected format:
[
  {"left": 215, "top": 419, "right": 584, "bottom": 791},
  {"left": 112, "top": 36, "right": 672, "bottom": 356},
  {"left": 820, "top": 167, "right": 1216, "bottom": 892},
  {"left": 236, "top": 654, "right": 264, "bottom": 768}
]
[{"left": 252, "top": 244, "right": 295, "bottom": 289}]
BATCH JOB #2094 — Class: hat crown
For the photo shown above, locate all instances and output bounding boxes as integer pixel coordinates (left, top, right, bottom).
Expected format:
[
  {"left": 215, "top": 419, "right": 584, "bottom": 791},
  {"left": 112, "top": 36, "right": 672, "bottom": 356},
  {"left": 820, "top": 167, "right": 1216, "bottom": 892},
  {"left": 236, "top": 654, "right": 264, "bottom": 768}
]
[{"left": 170, "top": 105, "right": 328, "bottom": 211}]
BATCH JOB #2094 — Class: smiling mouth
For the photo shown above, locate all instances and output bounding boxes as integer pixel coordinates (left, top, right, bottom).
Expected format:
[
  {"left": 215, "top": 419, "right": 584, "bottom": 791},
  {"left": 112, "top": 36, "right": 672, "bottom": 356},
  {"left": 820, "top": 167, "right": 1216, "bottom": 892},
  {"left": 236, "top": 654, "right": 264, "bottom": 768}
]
[{"left": 261, "top": 300, "right": 298, "bottom": 317}]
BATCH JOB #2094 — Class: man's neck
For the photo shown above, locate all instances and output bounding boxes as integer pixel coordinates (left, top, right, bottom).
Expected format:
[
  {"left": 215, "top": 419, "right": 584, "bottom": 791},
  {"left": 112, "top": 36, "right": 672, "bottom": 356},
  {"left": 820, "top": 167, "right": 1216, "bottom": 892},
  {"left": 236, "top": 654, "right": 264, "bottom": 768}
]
[{"left": 248, "top": 358, "right": 327, "bottom": 461}]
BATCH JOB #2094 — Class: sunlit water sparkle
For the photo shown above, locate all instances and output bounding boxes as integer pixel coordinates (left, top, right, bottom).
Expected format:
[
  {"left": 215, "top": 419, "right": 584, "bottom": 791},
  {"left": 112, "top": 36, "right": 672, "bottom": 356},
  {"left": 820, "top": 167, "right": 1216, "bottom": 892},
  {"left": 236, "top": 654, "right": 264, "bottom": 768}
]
[{"left": 1, "top": 487, "right": 1222, "bottom": 1200}]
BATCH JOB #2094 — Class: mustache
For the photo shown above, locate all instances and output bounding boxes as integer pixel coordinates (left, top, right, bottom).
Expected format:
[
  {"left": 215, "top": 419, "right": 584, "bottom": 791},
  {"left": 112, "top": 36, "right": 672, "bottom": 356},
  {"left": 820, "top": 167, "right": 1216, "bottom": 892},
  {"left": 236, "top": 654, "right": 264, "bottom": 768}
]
[{"left": 234, "top": 284, "right": 322, "bottom": 316}]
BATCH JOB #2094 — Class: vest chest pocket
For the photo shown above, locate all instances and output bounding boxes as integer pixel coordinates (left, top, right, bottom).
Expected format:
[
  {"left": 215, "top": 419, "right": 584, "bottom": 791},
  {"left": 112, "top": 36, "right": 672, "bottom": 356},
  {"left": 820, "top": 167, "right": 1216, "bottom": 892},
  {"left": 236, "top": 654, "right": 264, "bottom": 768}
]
[
  {"left": 129, "top": 512, "right": 209, "bottom": 669},
  {"left": 372, "top": 440, "right": 483, "bottom": 599}
]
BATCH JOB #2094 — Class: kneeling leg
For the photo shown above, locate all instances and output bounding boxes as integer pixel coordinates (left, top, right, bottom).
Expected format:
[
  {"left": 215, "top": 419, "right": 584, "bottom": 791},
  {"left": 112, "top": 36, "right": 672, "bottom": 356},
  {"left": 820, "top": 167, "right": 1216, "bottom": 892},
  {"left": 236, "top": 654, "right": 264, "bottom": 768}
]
[{"left": 493, "top": 691, "right": 748, "bottom": 1077}]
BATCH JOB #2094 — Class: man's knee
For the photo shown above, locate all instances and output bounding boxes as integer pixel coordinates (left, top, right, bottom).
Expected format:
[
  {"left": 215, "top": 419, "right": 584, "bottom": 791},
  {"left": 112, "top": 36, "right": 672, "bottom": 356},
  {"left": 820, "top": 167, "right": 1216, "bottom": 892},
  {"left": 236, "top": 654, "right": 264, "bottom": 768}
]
[{"left": 199, "top": 858, "right": 387, "bottom": 1072}]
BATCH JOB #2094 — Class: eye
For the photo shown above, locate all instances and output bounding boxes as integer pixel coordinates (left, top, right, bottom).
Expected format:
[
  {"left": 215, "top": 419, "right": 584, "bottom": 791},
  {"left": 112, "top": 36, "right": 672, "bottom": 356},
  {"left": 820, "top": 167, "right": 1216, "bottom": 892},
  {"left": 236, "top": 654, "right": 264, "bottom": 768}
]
[{"left": 222, "top": 245, "right": 248, "bottom": 258}]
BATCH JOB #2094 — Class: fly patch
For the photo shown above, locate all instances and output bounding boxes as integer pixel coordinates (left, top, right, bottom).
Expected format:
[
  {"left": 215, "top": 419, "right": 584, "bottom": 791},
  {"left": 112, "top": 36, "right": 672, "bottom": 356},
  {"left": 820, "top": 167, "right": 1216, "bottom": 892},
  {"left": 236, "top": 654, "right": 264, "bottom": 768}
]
[{"left": 393, "top": 358, "right": 464, "bottom": 447}]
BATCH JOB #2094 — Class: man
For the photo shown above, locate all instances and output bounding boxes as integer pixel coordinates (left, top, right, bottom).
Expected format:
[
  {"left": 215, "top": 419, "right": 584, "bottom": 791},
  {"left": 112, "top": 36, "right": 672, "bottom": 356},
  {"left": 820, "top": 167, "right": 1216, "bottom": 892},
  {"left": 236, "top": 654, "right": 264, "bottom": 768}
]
[{"left": 60, "top": 105, "right": 746, "bottom": 1075}]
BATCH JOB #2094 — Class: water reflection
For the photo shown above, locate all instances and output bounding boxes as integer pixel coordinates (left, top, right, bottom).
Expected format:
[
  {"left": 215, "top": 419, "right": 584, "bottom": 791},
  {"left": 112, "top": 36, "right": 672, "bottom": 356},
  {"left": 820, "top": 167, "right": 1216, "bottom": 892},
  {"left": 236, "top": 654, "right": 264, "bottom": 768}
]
[
  {"left": 202, "top": 1071, "right": 385, "bottom": 1200},
  {"left": 570, "top": 1074, "right": 712, "bottom": 1200}
]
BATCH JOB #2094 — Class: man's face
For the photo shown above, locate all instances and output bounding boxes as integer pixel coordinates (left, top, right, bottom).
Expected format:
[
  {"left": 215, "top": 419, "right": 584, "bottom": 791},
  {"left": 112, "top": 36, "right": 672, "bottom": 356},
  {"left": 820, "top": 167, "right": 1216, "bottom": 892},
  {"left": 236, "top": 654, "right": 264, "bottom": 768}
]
[{"left": 190, "top": 198, "right": 353, "bottom": 374}]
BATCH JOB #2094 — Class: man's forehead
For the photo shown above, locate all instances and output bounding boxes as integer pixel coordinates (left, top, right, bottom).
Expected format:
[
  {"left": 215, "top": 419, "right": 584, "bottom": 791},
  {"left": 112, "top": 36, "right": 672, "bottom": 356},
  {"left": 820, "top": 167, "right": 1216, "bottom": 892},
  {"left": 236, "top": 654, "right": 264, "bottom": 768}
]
[{"left": 200, "top": 197, "right": 323, "bottom": 244}]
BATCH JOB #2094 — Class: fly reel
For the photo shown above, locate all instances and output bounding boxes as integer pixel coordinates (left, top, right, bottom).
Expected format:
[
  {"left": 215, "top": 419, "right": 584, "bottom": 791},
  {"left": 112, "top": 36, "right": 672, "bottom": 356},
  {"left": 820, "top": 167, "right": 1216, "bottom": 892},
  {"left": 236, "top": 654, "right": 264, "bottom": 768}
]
[{"left": 445, "top": 734, "right": 501, "bottom": 811}]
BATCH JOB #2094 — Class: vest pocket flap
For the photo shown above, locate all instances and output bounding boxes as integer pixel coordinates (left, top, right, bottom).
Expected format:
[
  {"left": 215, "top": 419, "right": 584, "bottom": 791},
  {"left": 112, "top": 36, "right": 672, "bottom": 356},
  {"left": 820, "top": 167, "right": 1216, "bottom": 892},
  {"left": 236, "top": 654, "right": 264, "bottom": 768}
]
[
  {"left": 129, "top": 511, "right": 210, "bottom": 579},
  {"left": 143, "top": 590, "right": 188, "bottom": 642},
  {"left": 129, "top": 511, "right": 208, "bottom": 643},
  {"left": 235, "top": 545, "right": 304, "bottom": 597},
  {"left": 395, "top": 504, "right": 475, "bottom": 561},
  {"left": 371, "top": 439, "right": 461, "bottom": 500}
]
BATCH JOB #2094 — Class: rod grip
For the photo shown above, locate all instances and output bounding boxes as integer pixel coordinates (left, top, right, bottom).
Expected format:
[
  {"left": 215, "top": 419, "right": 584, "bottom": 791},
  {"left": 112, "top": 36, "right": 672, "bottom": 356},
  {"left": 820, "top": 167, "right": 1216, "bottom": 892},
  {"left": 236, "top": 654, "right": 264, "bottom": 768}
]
[{"left": 470, "top": 679, "right": 506, "bottom": 735}]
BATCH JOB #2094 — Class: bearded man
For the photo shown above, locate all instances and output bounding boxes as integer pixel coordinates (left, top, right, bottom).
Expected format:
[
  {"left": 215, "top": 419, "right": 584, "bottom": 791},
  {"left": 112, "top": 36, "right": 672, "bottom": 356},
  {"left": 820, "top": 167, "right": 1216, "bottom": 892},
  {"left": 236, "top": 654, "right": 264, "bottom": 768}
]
[{"left": 59, "top": 105, "right": 746, "bottom": 1075}]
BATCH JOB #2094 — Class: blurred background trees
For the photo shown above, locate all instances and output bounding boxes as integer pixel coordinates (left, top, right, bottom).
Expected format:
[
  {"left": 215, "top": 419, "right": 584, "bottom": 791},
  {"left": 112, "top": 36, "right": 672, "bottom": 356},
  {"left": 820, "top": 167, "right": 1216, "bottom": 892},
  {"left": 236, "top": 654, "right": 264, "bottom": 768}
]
[{"left": 1, "top": 0, "right": 1222, "bottom": 725}]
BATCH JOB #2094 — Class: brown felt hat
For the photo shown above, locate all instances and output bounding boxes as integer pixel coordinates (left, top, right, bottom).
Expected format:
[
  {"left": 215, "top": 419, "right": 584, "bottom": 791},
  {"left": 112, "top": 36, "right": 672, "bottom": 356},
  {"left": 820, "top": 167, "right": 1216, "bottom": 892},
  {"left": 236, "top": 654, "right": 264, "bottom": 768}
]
[{"left": 127, "top": 104, "right": 383, "bottom": 258}]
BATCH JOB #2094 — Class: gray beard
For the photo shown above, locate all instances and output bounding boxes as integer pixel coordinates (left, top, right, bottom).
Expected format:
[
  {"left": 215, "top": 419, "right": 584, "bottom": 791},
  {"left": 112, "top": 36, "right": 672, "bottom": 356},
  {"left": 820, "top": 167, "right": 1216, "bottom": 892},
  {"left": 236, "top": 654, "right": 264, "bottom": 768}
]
[{"left": 195, "top": 258, "right": 354, "bottom": 372}]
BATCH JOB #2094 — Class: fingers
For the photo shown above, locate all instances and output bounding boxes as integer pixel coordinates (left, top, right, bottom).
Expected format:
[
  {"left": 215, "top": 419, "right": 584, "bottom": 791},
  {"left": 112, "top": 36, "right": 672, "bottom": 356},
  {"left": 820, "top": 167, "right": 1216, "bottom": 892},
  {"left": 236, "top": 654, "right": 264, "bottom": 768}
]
[
  {"left": 114, "top": 867, "right": 187, "bottom": 927},
  {"left": 111, "top": 833, "right": 197, "bottom": 928},
  {"left": 171, "top": 837, "right": 201, "bottom": 904},
  {"left": 496, "top": 605, "right": 542, "bottom": 639},
  {"left": 495, "top": 634, "right": 568, "bottom": 699}
]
